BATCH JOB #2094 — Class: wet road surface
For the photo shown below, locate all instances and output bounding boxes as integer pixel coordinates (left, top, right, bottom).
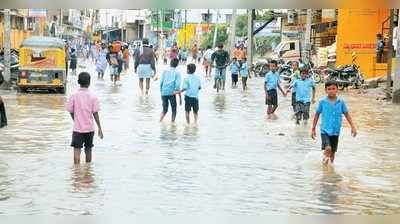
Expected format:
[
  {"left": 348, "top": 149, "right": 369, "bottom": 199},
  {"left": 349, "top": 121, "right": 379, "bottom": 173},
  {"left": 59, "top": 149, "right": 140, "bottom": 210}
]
[{"left": 0, "top": 59, "right": 400, "bottom": 215}]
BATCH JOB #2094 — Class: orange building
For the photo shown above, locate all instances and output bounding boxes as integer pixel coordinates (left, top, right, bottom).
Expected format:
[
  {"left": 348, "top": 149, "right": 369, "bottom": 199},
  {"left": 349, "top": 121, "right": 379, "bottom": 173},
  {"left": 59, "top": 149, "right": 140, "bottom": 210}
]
[{"left": 336, "top": 9, "right": 391, "bottom": 79}]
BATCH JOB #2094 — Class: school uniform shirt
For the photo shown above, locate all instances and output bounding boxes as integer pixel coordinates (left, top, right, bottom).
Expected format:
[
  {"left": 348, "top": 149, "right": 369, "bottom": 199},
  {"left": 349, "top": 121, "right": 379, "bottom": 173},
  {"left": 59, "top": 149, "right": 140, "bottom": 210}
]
[
  {"left": 160, "top": 68, "right": 181, "bottom": 96},
  {"left": 240, "top": 63, "right": 249, "bottom": 77},
  {"left": 316, "top": 96, "right": 349, "bottom": 136},
  {"left": 290, "top": 70, "right": 301, "bottom": 93},
  {"left": 182, "top": 74, "right": 201, "bottom": 99},
  {"left": 293, "top": 78, "right": 315, "bottom": 103},
  {"left": 66, "top": 88, "right": 100, "bottom": 133},
  {"left": 264, "top": 71, "right": 280, "bottom": 90},
  {"left": 230, "top": 62, "right": 240, "bottom": 74}
]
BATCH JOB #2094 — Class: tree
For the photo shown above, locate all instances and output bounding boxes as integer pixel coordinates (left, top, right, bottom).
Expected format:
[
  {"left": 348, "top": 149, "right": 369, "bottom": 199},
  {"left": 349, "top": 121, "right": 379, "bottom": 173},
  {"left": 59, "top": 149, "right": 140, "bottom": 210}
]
[
  {"left": 200, "top": 24, "right": 229, "bottom": 49},
  {"left": 236, "top": 15, "right": 248, "bottom": 37}
]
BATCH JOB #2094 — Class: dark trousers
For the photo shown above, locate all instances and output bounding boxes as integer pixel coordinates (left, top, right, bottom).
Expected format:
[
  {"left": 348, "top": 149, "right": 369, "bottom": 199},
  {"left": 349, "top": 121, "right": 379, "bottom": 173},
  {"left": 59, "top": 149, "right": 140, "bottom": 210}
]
[
  {"left": 0, "top": 101, "right": 7, "bottom": 128},
  {"left": 162, "top": 95, "right": 177, "bottom": 117}
]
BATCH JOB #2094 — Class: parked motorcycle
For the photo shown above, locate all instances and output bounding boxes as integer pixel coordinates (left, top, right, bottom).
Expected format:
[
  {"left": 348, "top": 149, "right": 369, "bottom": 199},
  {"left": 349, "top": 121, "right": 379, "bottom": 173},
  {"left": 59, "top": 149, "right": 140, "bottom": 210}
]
[
  {"left": 252, "top": 59, "right": 270, "bottom": 77},
  {"left": 323, "top": 52, "right": 364, "bottom": 89}
]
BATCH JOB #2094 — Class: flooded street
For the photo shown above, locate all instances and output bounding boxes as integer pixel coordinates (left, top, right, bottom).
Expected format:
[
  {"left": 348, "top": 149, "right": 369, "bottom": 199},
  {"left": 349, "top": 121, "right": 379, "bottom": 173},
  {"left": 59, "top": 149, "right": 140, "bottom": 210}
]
[{"left": 1, "top": 59, "right": 400, "bottom": 215}]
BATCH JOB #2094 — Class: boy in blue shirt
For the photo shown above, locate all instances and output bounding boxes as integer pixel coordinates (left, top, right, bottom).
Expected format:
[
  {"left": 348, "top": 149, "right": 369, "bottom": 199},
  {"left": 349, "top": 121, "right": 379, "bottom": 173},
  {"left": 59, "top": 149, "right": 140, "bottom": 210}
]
[
  {"left": 239, "top": 57, "right": 250, "bottom": 91},
  {"left": 264, "top": 60, "right": 287, "bottom": 118},
  {"left": 175, "top": 63, "right": 201, "bottom": 124},
  {"left": 230, "top": 57, "right": 240, "bottom": 88},
  {"left": 311, "top": 80, "right": 357, "bottom": 164},
  {"left": 287, "top": 67, "right": 316, "bottom": 125},
  {"left": 160, "top": 58, "right": 182, "bottom": 123}
]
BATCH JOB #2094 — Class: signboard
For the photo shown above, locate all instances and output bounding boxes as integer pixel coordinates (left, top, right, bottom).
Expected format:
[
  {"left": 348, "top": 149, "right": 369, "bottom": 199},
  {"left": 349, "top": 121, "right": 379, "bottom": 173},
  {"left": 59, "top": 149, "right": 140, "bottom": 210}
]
[
  {"left": 254, "top": 17, "right": 281, "bottom": 37},
  {"left": 28, "top": 9, "right": 47, "bottom": 18}
]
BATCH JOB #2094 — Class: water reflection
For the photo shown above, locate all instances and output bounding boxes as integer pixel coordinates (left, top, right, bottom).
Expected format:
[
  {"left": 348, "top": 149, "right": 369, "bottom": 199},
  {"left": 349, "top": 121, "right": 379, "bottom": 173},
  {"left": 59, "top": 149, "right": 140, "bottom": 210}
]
[
  {"left": 213, "top": 94, "right": 226, "bottom": 113},
  {"left": 1, "top": 62, "right": 400, "bottom": 214},
  {"left": 70, "top": 164, "right": 96, "bottom": 193},
  {"left": 160, "top": 124, "right": 178, "bottom": 146},
  {"left": 317, "top": 165, "right": 342, "bottom": 214}
]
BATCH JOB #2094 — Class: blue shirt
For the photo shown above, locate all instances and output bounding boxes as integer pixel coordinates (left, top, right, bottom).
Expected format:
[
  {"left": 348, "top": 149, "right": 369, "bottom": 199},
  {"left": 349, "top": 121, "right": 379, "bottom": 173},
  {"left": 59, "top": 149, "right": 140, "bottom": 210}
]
[
  {"left": 160, "top": 68, "right": 181, "bottom": 96},
  {"left": 182, "top": 74, "right": 201, "bottom": 98},
  {"left": 316, "top": 96, "right": 349, "bottom": 136},
  {"left": 230, "top": 62, "right": 240, "bottom": 74},
  {"left": 264, "top": 71, "right": 280, "bottom": 90},
  {"left": 240, "top": 62, "right": 249, "bottom": 77},
  {"left": 293, "top": 78, "right": 315, "bottom": 103}
]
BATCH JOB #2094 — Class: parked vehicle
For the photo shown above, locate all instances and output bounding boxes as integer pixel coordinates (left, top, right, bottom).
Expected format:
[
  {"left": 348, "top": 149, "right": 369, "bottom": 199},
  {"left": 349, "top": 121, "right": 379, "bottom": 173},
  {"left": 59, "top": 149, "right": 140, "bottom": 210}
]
[
  {"left": 18, "top": 36, "right": 67, "bottom": 93},
  {"left": 252, "top": 59, "right": 270, "bottom": 77},
  {"left": 270, "top": 40, "right": 301, "bottom": 63},
  {"left": 278, "top": 60, "right": 292, "bottom": 82},
  {"left": 323, "top": 52, "right": 364, "bottom": 89}
]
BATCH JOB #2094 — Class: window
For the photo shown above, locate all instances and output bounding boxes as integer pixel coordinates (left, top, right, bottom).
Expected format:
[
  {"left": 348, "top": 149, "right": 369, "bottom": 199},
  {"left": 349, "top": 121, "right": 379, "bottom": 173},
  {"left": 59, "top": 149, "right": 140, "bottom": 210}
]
[
  {"left": 202, "top": 13, "right": 211, "bottom": 23},
  {"left": 289, "top": 42, "right": 295, "bottom": 50},
  {"left": 225, "top": 14, "right": 232, "bottom": 24},
  {"left": 27, "top": 17, "right": 35, "bottom": 30}
]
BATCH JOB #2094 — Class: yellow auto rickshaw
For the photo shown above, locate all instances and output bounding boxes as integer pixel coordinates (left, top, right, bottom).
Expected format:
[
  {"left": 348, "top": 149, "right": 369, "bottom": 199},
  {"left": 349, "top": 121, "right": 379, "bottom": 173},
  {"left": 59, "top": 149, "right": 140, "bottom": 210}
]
[{"left": 18, "top": 36, "right": 67, "bottom": 93}]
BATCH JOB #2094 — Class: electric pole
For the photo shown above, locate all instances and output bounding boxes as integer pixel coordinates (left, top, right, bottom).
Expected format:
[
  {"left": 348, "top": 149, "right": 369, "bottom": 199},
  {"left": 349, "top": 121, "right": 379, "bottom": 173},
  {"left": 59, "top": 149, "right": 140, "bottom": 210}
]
[
  {"left": 304, "top": 9, "right": 312, "bottom": 62},
  {"left": 2, "top": 9, "right": 11, "bottom": 88},
  {"left": 212, "top": 9, "right": 219, "bottom": 49},
  {"left": 387, "top": 9, "right": 395, "bottom": 101},
  {"left": 393, "top": 9, "right": 400, "bottom": 103},
  {"left": 247, "top": 9, "right": 254, "bottom": 69},
  {"left": 229, "top": 9, "right": 237, "bottom": 54}
]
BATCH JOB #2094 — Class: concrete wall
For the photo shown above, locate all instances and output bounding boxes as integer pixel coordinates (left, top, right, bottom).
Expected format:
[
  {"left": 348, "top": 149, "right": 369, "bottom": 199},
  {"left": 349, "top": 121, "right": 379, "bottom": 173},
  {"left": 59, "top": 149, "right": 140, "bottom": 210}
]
[{"left": 336, "top": 9, "right": 390, "bottom": 79}]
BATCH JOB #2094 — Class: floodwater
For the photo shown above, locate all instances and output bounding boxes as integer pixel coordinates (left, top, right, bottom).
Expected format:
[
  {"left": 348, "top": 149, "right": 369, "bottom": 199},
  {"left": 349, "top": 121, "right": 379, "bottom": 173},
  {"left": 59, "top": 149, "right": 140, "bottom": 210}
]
[{"left": 0, "top": 59, "right": 400, "bottom": 215}]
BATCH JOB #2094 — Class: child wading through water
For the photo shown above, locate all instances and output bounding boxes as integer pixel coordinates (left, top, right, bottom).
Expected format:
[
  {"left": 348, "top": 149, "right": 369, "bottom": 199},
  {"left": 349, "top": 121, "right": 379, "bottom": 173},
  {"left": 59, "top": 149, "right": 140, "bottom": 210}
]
[
  {"left": 229, "top": 57, "right": 240, "bottom": 88},
  {"left": 160, "top": 58, "right": 182, "bottom": 123},
  {"left": 311, "top": 80, "right": 357, "bottom": 164},
  {"left": 239, "top": 57, "right": 250, "bottom": 91},
  {"left": 106, "top": 45, "right": 119, "bottom": 85},
  {"left": 289, "top": 61, "right": 301, "bottom": 113},
  {"left": 287, "top": 66, "right": 316, "bottom": 125},
  {"left": 66, "top": 72, "right": 104, "bottom": 164},
  {"left": 264, "top": 60, "right": 287, "bottom": 118},
  {"left": 175, "top": 63, "right": 201, "bottom": 124}
]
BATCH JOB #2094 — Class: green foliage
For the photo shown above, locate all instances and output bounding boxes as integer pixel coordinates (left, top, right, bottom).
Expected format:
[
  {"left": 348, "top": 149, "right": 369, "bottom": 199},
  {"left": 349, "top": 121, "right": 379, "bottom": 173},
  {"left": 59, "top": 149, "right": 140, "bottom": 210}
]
[
  {"left": 200, "top": 24, "right": 229, "bottom": 49},
  {"left": 255, "top": 36, "right": 281, "bottom": 56},
  {"left": 236, "top": 15, "right": 247, "bottom": 37}
]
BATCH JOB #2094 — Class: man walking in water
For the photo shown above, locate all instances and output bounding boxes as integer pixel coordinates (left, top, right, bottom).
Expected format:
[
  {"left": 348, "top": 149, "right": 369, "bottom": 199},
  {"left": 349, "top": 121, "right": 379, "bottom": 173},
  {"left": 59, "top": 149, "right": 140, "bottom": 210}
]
[
  {"left": 211, "top": 43, "right": 230, "bottom": 91},
  {"left": 134, "top": 38, "right": 157, "bottom": 95}
]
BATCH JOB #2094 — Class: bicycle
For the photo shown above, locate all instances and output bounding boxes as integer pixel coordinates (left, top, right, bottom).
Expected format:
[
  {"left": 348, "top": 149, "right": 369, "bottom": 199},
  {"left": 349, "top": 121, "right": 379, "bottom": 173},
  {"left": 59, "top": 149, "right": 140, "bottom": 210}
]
[{"left": 213, "top": 66, "right": 227, "bottom": 93}]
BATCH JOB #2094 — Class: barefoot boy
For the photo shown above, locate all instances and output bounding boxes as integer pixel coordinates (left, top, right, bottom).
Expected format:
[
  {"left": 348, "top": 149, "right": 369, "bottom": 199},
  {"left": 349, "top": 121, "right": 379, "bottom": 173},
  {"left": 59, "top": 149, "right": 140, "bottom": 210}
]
[{"left": 311, "top": 80, "right": 357, "bottom": 164}]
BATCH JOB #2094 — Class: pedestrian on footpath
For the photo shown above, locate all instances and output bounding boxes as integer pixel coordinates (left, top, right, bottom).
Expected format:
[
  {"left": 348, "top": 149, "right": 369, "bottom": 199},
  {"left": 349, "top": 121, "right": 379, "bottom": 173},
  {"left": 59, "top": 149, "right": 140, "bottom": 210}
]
[
  {"left": 175, "top": 63, "right": 201, "bottom": 124},
  {"left": 66, "top": 72, "right": 103, "bottom": 164},
  {"left": 229, "top": 57, "right": 240, "bottom": 88},
  {"left": 264, "top": 60, "right": 287, "bottom": 118},
  {"left": 287, "top": 66, "right": 316, "bottom": 125},
  {"left": 95, "top": 44, "right": 108, "bottom": 80},
  {"left": 311, "top": 80, "right": 357, "bottom": 165},
  {"left": 239, "top": 58, "right": 250, "bottom": 91},
  {"left": 159, "top": 58, "right": 182, "bottom": 123},
  {"left": 134, "top": 38, "right": 156, "bottom": 95},
  {"left": 106, "top": 45, "right": 119, "bottom": 85}
]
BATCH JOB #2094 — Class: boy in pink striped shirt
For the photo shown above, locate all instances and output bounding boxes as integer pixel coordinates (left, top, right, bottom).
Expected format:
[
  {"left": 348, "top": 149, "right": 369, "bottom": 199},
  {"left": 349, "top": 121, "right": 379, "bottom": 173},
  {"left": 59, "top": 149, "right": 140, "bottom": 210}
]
[{"left": 66, "top": 72, "right": 103, "bottom": 164}]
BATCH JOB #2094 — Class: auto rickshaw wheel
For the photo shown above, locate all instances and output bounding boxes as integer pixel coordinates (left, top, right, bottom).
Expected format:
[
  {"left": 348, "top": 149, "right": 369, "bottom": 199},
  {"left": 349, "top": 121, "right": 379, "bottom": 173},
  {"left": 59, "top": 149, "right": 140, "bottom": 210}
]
[
  {"left": 17, "top": 87, "right": 27, "bottom": 93},
  {"left": 58, "top": 87, "right": 66, "bottom": 94}
]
